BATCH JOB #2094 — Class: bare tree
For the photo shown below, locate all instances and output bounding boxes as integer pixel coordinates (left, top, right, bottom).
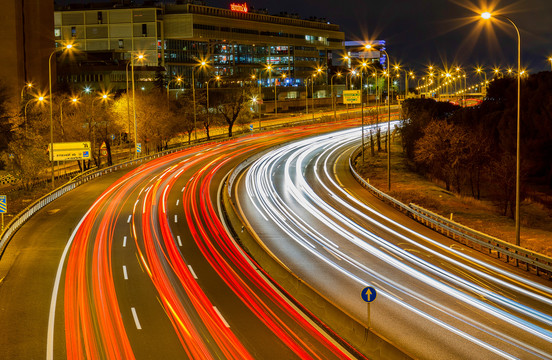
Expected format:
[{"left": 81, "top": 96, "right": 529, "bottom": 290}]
[{"left": 214, "top": 87, "right": 253, "bottom": 137}]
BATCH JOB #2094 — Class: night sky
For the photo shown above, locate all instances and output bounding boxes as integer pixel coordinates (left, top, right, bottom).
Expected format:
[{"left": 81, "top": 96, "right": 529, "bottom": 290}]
[
  {"left": 64, "top": 0, "right": 552, "bottom": 73},
  {"left": 208, "top": 0, "right": 552, "bottom": 73}
]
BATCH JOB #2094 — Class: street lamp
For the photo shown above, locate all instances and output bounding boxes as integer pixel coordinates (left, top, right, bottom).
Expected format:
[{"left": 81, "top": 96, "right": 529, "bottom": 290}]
[
  {"left": 481, "top": 11, "right": 522, "bottom": 246},
  {"left": 193, "top": 60, "right": 208, "bottom": 141},
  {"left": 20, "top": 82, "right": 33, "bottom": 102},
  {"left": 130, "top": 53, "right": 145, "bottom": 158},
  {"left": 59, "top": 96, "right": 78, "bottom": 141},
  {"left": 475, "top": 67, "right": 488, "bottom": 96},
  {"left": 365, "top": 43, "right": 391, "bottom": 190},
  {"left": 330, "top": 72, "right": 342, "bottom": 119},
  {"left": 548, "top": 57, "right": 552, "bottom": 70},
  {"left": 265, "top": 64, "right": 275, "bottom": 115},
  {"left": 166, "top": 76, "right": 183, "bottom": 110},
  {"left": 24, "top": 95, "right": 45, "bottom": 137},
  {"left": 251, "top": 73, "right": 262, "bottom": 129},
  {"left": 48, "top": 43, "right": 74, "bottom": 189},
  {"left": 206, "top": 75, "right": 221, "bottom": 135}
]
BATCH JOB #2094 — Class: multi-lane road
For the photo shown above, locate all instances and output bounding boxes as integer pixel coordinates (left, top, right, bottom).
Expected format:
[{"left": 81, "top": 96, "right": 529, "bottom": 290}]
[
  {"left": 1, "top": 119, "right": 550, "bottom": 359},
  {"left": 0, "top": 122, "right": 363, "bottom": 359},
  {"left": 233, "top": 125, "right": 552, "bottom": 359}
]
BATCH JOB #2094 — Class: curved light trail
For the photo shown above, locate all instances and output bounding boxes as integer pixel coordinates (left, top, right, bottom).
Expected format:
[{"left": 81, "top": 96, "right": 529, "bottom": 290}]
[
  {"left": 238, "top": 125, "right": 552, "bottom": 359},
  {"left": 49, "top": 122, "right": 365, "bottom": 359}
]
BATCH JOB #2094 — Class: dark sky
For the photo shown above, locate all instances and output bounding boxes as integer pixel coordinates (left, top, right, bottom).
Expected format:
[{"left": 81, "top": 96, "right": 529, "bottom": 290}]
[
  {"left": 68, "top": 0, "right": 552, "bottom": 73},
  {"left": 207, "top": 0, "right": 552, "bottom": 73}
]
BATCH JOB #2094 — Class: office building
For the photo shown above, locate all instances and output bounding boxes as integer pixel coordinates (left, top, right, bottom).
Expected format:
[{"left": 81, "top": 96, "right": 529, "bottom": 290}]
[{"left": 53, "top": 2, "right": 345, "bottom": 91}]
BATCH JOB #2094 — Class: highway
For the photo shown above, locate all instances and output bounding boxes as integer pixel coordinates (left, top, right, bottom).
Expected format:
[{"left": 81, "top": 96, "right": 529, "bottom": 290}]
[
  {"left": 233, "top": 125, "right": 552, "bottom": 360},
  {"left": 0, "top": 122, "right": 364, "bottom": 359}
]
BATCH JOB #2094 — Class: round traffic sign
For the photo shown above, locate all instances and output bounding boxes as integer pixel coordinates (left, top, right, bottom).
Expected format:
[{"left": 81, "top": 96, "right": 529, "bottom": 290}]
[{"left": 361, "top": 286, "right": 377, "bottom": 303}]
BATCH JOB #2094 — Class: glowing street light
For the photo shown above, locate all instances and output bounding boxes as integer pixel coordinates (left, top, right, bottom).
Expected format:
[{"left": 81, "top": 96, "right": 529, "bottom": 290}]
[
  {"left": 48, "top": 43, "right": 74, "bottom": 188},
  {"left": 480, "top": 10, "right": 522, "bottom": 246},
  {"left": 24, "top": 95, "right": 45, "bottom": 137},
  {"left": 206, "top": 75, "right": 221, "bottom": 133},
  {"left": 330, "top": 71, "right": 342, "bottom": 119}
]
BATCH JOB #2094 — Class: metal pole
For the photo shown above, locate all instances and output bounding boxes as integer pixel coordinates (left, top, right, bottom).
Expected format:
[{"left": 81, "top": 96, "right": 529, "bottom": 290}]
[
  {"left": 126, "top": 61, "right": 131, "bottom": 156},
  {"left": 258, "top": 72, "right": 262, "bottom": 129},
  {"left": 48, "top": 50, "right": 55, "bottom": 189},
  {"left": 274, "top": 80, "right": 277, "bottom": 116},
  {"left": 382, "top": 50, "right": 391, "bottom": 191},
  {"left": 361, "top": 69, "right": 364, "bottom": 162},
  {"left": 207, "top": 79, "right": 210, "bottom": 136},
  {"left": 132, "top": 56, "right": 138, "bottom": 157},
  {"left": 505, "top": 16, "right": 522, "bottom": 247},
  {"left": 311, "top": 77, "right": 315, "bottom": 120},
  {"left": 305, "top": 78, "right": 309, "bottom": 115},
  {"left": 192, "top": 68, "right": 197, "bottom": 142}
]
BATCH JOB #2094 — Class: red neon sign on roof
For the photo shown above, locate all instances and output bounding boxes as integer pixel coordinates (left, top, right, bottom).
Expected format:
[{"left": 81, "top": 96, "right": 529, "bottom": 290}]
[{"left": 230, "top": 2, "right": 248, "bottom": 13}]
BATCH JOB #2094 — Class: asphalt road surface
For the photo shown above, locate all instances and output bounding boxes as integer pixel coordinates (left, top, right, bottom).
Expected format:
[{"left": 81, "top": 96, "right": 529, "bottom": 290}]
[
  {"left": 0, "top": 121, "right": 365, "bottom": 360},
  {"left": 234, "top": 125, "right": 552, "bottom": 360}
]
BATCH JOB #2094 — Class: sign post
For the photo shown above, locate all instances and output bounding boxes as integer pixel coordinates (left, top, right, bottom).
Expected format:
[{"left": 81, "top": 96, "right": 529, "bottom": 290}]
[
  {"left": 361, "top": 286, "right": 377, "bottom": 329},
  {"left": 343, "top": 90, "right": 361, "bottom": 104},
  {"left": 0, "top": 195, "right": 6, "bottom": 232}
]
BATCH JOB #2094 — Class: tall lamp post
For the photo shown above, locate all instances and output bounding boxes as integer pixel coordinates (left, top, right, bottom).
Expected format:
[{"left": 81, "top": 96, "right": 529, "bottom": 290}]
[
  {"left": 59, "top": 97, "right": 78, "bottom": 141},
  {"left": 331, "top": 72, "right": 342, "bottom": 119},
  {"left": 131, "top": 53, "right": 145, "bottom": 158},
  {"left": 366, "top": 44, "right": 391, "bottom": 190},
  {"left": 206, "top": 75, "right": 221, "bottom": 135},
  {"left": 48, "top": 43, "right": 73, "bottom": 189},
  {"left": 475, "top": 67, "right": 488, "bottom": 96},
  {"left": 20, "top": 82, "right": 33, "bottom": 102},
  {"left": 24, "top": 96, "right": 45, "bottom": 137},
  {"left": 166, "top": 76, "right": 183, "bottom": 110},
  {"left": 481, "top": 11, "right": 522, "bottom": 246}
]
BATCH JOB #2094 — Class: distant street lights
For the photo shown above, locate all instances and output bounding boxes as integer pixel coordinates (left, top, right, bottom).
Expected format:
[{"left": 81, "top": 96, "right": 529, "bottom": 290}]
[
  {"left": 481, "top": 11, "right": 522, "bottom": 246},
  {"left": 48, "top": 43, "right": 74, "bottom": 189}
]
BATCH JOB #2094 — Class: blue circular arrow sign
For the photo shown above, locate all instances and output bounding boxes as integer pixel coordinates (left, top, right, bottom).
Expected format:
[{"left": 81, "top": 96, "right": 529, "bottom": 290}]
[{"left": 361, "top": 286, "right": 377, "bottom": 303}]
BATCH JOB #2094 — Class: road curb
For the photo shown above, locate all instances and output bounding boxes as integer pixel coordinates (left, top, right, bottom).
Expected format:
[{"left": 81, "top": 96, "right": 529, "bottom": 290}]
[{"left": 222, "top": 175, "right": 411, "bottom": 360}]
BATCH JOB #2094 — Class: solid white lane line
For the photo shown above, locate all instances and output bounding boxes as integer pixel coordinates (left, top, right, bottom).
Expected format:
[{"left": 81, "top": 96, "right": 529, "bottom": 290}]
[
  {"left": 213, "top": 306, "right": 230, "bottom": 328},
  {"left": 123, "top": 236, "right": 127, "bottom": 247},
  {"left": 177, "top": 236, "right": 183, "bottom": 247},
  {"left": 123, "top": 266, "right": 128, "bottom": 280},
  {"left": 188, "top": 265, "right": 198, "bottom": 279},
  {"left": 174, "top": 215, "right": 178, "bottom": 223},
  {"left": 127, "top": 215, "right": 132, "bottom": 223},
  {"left": 131, "top": 307, "right": 142, "bottom": 329}
]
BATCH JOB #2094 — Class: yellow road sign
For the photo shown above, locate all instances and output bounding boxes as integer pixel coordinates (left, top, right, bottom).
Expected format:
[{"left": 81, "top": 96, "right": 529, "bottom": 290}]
[
  {"left": 343, "top": 90, "right": 361, "bottom": 104},
  {"left": 49, "top": 142, "right": 91, "bottom": 161}
]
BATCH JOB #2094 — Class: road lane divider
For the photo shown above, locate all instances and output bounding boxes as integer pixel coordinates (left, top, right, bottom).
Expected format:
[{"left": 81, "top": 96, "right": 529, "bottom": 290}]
[{"left": 131, "top": 307, "right": 142, "bottom": 330}]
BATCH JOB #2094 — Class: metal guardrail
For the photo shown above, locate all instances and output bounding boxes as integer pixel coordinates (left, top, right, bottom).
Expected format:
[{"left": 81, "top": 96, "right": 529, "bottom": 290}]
[
  {"left": 0, "top": 113, "right": 347, "bottom": 258},
  {"left": 349, "top": 146, "right": 552, "bottom": 278},
  {"left": 0, "top": 143, "right": 199, "bottom": 258}
]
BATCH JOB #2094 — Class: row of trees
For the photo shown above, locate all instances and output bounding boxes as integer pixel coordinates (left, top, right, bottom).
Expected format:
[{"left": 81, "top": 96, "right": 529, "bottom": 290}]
[
  {"left": 401, "top": 72, "right": 552, "bottom": 217},
  {"left": 0, "top": 78, "right": 255, "bottom": 189}
]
